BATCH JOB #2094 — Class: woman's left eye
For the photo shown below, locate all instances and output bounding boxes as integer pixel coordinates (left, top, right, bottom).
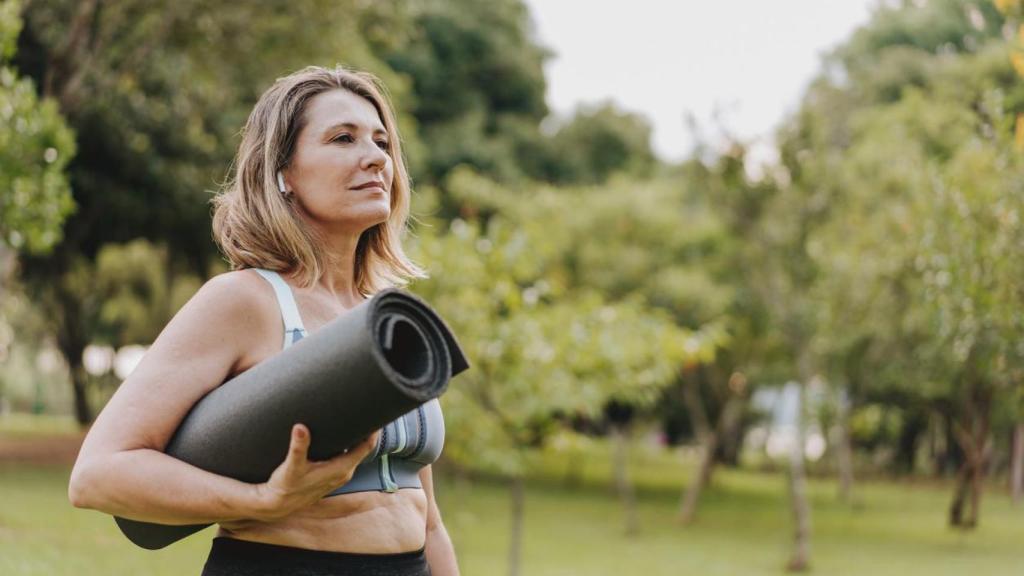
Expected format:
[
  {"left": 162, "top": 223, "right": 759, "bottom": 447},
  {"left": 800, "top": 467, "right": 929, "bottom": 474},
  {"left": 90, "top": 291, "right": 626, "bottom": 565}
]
[{"left": 332, "top": 134, "right": 387, "bottom": 150}]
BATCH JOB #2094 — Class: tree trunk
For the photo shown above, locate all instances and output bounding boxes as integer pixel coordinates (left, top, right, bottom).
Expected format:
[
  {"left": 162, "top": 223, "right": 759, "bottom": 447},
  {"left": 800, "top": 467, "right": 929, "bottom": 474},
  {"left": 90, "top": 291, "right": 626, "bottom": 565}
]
[
  {"left": 1011, "top": 423, "right": 1024, "bottom": 505},
  {"left": 678, "top": 428, "right": 719, "bottom": 525},
  {"left": 948, "top": 382, "right": 991, "bottom": 529},
  {"left": 967, "top": 456, "right": 983, "bottom": 527},
  {"left": 610, "top": 422, "right": 639, "bottom": 536},
  {"left": 69, "top": 364, "right": 92, "bottom": 426},
  {"left": 948, "top": 460, "right": 972, "bottom": 527},
  {"left": 507, "top": 474, "right": 525, "bottom": 576},
  {"left": 681, "top": 375, "right": 712, "bottom": 440},
  {"left": 53, "top": 283, "right": 94, "bottom": 426},
  {"left": 941, "top": 415, "right": 965, "bottom": 477},
  {"left": 834, "top": 387, "right": 855, "bottom": 504},
  {"left": 786, "top": 381, "right": 811, "bottom": 572},
  {"left": 717, "top": 412, "right": 744, "bottom": 467},
  {"left": 678, "top": 392, "right": 745, "bottom": 524},
  {"left": 895, "top": 409, "right": 927, "bottom": 475},
  {"left": 929, "top": 413, "right": 948, "bottom": 478},
  {"left": 677, "top": 374, "right": 714, "bottom": 524}
]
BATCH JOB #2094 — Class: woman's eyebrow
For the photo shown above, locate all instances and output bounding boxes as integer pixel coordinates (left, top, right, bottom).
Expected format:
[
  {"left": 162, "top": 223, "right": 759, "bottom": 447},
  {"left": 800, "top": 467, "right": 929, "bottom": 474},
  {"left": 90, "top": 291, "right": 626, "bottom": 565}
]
[{"left": 323, "top": 122, "right": 388, "bottom": 136}]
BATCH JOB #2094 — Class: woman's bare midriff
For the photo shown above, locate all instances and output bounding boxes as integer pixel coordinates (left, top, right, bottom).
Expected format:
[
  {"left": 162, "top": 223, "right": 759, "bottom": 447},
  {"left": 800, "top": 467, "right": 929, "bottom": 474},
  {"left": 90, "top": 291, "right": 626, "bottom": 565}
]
[{"left": 217, "top": 488, "right": 428, "bottom": 553}]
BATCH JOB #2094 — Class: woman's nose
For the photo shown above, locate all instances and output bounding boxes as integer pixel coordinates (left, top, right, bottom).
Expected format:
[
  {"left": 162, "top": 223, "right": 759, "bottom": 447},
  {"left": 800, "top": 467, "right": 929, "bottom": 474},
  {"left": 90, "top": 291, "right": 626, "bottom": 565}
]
[{"left": 361, "top": 141, "right": 389, "bottom": 171}]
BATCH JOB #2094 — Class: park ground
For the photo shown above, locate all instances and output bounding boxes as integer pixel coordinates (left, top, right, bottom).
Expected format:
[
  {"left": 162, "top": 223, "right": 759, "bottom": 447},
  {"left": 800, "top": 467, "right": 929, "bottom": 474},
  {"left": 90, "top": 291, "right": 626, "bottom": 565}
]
[{"left": 1, "top": 414, "right": 1023, "bottom": 575}]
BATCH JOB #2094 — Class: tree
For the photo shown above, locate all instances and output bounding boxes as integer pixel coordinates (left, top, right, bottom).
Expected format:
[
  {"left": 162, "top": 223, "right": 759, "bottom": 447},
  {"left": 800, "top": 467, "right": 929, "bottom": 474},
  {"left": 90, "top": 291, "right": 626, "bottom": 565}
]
[
  {"left": 372, "top": 0, "right": 551, "bottom": 188},
  {"left": 669, "top": 144, "right": 780, "bottom": 525},
  {"left": 93, "top": 239, "right": 202, "bottom": 348},
  {"left": 992, "top": 0, "right": 1024, "bottom": 507},
  {"left": 0, "top": 0, "right": 74, "bottom": 255},
  {"left": 544, "top": 102, "right": 660, "bottom": 186},
  {"left": 777, "top": 0, "right": 1024, "bottom": 529},
  {"left": 408, "top": 171, "right": 707, "bottom": 574}
]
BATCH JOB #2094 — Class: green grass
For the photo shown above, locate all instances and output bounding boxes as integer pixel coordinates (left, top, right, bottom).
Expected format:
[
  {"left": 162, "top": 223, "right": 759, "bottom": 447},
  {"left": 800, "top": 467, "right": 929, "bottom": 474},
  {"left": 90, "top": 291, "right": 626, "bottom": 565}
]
[
  {"left": 0, "top": 413, "right": 80, "bottom": 437},
  {"left": 1, "top": 432, "right": 1022, "bottom": 575},
  {"left": 452, "top": 440, "right": 1024, "bottom": 575}
]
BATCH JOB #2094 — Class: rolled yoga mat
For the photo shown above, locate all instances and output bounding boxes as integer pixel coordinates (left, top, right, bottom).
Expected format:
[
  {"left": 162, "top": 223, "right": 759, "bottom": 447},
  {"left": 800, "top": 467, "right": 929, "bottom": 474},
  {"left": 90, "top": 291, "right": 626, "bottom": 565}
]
[{"left": 114, "top": 288, "right": 468, "bottom": 550}]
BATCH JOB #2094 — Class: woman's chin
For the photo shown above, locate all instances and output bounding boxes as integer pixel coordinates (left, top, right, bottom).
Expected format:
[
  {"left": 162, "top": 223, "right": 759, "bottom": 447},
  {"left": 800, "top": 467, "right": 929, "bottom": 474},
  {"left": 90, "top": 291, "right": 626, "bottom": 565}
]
[
  {"left": 346, "top": 207, "right": 391, "bottom": 230},
  {"left": 365, "top": 204, "right": 392, "bottom": 226},
  {"left": 302, "top": 207, "right": 390, "bottom": 235}
]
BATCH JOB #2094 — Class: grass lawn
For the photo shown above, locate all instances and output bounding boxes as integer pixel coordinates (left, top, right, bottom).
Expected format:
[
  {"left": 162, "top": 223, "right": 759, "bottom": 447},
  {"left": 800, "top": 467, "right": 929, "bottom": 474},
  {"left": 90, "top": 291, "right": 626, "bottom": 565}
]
[{"left": 1, "top": 419, "right": 1023, "bottom": 575}]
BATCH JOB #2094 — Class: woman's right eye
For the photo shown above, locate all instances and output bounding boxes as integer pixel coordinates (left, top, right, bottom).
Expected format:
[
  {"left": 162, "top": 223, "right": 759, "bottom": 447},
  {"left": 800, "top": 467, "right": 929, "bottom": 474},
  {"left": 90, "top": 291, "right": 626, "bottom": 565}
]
[{"left": 332, "top": 134, "right": 354, "bottom": 144}]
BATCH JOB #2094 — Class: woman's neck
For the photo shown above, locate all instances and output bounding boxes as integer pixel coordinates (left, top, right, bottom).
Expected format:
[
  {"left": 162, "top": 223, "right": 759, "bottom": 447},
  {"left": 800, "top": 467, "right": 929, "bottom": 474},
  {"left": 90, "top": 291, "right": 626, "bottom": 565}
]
[{"left": 293, "top": 227, "right": 366, "bottom": 308}]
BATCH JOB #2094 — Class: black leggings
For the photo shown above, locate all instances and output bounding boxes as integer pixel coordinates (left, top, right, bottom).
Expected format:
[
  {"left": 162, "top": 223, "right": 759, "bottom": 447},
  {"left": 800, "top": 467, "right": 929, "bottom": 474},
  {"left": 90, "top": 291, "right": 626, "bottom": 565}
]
[{"left": 201, "top": 537, "right": 431, "bottom": 576}]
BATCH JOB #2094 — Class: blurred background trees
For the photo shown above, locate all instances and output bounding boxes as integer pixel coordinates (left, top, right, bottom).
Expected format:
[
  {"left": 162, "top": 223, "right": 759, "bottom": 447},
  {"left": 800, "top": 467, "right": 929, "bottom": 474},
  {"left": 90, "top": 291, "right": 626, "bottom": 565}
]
[
  {"left": 3, "top": 0, "right": 1024, "bottom": 573},
  {"left": 0, "top": 0, "right": 74, "bottom": 256}
]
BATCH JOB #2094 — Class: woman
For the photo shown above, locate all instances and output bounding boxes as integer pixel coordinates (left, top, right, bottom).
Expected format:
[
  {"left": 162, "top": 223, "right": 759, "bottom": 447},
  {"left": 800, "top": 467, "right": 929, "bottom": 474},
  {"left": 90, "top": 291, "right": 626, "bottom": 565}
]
[{"left": 68, "top": 65, "right": 459, "bottom": 576}]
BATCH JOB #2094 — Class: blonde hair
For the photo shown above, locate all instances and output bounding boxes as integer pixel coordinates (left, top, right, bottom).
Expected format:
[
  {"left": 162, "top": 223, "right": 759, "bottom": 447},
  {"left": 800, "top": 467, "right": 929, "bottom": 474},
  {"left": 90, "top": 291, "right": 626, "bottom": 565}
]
[{"left": 211, "top": 65, "right": 425, "bottom": 293}]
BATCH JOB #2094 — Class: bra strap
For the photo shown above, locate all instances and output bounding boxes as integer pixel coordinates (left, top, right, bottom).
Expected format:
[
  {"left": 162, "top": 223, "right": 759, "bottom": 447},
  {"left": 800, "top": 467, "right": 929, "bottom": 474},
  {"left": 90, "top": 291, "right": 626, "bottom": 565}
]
[{"left": 252, "top": 268, "right": 306, "bottom": 347}]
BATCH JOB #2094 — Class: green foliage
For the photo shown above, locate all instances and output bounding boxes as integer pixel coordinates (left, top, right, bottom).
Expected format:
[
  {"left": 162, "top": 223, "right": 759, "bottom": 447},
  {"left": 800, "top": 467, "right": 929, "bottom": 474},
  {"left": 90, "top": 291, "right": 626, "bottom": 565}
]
[
  {"left": 0, "top": 0, "right": 75, "bottom": 254},
  {"left": 765, "top": 1, "right": 1024, "bottom": 502},
  {"left": 792, "top": 19, "right": 1024, "bottom": 396},
  {"left": 94, "top": 240, "right": 201, "bottom": 347},
  {"left": 0, "top": 0, "right": 20, "bottom": 59},
  {"left": 372, "top": 0, "right": 660, "bottom": 189},
  {"left": 374, "top": 0, "right": 550, "bottom": 185},
  {"left": 408, "top": 172, "right": 719, "bottom": 474},
  {"left": 16, "top": 0, "right": 412, "bottom": 265},
  {"left": 443, "top": 165, "right": 729, "bottom": 327},
  {"left": 544, "top": 102, "right": 659, "bottom": 185},
  {"left": 837, "top": 0, "right": 1005, "bottom": 70},
  {"left": 848, "top": 404, "right": 903, "bottom": 450}
]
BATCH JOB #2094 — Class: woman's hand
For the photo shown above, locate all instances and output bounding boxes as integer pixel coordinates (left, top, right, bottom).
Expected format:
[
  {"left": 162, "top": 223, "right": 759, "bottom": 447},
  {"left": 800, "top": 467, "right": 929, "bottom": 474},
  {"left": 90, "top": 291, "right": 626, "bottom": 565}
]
[{"left": 248, "top": 424, "right": 380, "bottom": 522}]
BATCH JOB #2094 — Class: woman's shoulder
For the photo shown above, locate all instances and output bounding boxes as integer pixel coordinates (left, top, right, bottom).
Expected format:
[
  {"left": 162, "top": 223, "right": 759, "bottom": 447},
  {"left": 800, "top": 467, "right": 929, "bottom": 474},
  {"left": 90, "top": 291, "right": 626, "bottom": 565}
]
[
  {"left": 203, "top": 268, "right": 269, "bottom": 294},
  {"left": 130, "top": 270, "right": 282, "bottom": 390},
  {"left": 183, "top": 269, "right": 279, "bottom": 326}
]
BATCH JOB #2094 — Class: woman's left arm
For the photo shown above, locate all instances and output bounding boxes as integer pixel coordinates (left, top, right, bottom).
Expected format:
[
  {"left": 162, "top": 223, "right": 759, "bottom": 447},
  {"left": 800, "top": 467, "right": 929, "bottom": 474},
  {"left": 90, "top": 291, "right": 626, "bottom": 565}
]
[{"left": 419, "top": 466, "right": 460, "bottom": 576}]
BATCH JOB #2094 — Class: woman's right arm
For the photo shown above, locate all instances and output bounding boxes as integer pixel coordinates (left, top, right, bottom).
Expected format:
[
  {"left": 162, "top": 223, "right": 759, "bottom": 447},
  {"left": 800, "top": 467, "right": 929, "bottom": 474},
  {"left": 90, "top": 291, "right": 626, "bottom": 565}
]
[{"left": 68, "top": 271, "right": 375, "bottom": 525}]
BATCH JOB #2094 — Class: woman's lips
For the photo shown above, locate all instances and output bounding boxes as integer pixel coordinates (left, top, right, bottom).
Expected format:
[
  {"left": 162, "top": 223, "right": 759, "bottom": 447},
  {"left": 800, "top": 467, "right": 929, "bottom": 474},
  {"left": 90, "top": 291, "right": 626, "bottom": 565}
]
[{"left": 350, "top": 181, "right": 387, "bottom": 193}]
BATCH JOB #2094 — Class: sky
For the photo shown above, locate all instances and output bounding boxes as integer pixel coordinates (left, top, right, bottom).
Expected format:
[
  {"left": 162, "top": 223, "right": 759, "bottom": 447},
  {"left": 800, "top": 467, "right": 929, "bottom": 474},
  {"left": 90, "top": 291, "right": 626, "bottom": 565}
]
[{"left": 522, "top": 0, "right": 881, "bottom": 162}]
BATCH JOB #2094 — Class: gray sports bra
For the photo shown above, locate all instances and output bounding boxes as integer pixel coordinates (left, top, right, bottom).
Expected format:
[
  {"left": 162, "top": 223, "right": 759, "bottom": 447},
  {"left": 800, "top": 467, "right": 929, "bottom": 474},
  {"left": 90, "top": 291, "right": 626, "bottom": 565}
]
[{"left": 253, "top": 268, "right": 444, "bottom": 495}]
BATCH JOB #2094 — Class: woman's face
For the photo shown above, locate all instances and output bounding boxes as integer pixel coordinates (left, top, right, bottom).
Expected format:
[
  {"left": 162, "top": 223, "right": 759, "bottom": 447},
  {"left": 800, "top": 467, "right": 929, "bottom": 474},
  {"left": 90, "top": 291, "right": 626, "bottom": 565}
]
[{"left": 283, "top": 89, "right": 394, "bottom": 234}]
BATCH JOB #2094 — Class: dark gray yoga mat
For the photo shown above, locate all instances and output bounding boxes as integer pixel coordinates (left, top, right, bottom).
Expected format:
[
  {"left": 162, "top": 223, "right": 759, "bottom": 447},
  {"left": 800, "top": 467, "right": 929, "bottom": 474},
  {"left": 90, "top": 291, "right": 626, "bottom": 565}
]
[{"left": 114, "top": 289, "right": 468, "bottom": 550}]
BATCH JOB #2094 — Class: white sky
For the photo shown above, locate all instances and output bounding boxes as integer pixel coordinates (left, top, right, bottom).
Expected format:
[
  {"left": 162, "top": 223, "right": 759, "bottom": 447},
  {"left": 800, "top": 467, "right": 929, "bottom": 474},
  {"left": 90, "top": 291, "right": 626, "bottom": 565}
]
[{"left": 523, "top": 0, "right": 880, "bottom": 162}]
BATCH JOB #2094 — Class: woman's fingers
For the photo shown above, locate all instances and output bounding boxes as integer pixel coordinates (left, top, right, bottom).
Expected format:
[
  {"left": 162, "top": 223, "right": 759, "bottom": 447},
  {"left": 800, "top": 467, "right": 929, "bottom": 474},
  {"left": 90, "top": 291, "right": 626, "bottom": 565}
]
[
  {"left": 358, "top": 429, "right": 381, "bottom": 455},
  {"left": 311, "top": 429, "right": 381, "bottom": 482},
  {"left": 347, "top": 429, "right": 380, "bottom": 463},
  {"left": 258, "top": 426, "right": 387, "bottom": 518},
  {"left": 284, "top": 424, "right": 311, "bottom": 474}
]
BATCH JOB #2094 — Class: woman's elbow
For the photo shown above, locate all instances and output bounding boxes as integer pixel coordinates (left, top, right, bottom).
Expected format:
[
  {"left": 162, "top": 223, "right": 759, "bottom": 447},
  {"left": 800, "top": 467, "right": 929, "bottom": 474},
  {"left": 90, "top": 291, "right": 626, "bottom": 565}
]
[{"left": 68, "top": 459, "right": 98, "bottom": 509}]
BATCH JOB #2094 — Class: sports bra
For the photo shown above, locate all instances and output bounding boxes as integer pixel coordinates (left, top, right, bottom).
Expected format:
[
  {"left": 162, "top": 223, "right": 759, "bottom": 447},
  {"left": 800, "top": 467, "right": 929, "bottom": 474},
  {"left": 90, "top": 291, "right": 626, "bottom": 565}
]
[{"left": 252, "top": 268, "right": 444, "bottom": 495}]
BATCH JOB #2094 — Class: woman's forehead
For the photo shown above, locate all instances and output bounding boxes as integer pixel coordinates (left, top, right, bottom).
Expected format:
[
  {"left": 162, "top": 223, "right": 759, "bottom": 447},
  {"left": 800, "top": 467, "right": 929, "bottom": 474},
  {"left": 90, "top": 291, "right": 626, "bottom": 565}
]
[{"left": 304, "top": 89, "right": 386, "bottom": 134}]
